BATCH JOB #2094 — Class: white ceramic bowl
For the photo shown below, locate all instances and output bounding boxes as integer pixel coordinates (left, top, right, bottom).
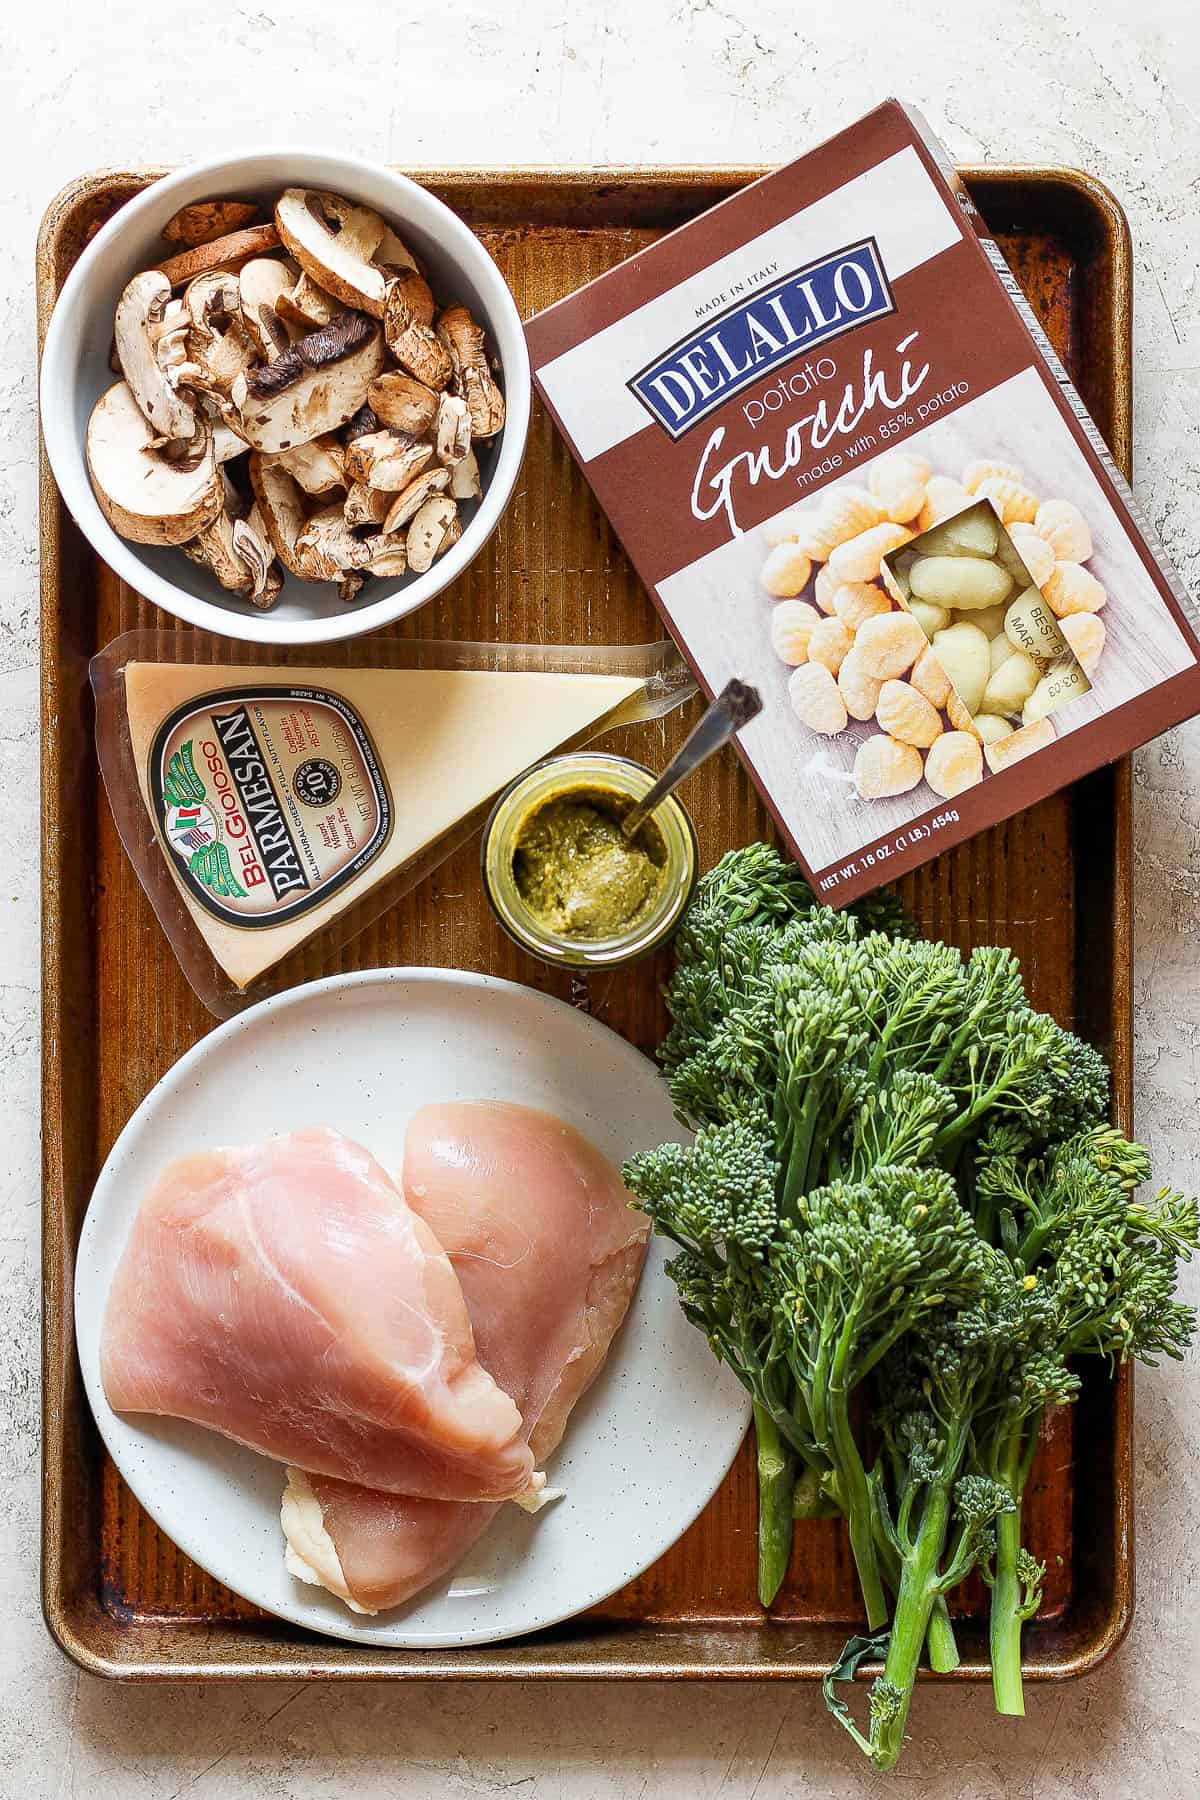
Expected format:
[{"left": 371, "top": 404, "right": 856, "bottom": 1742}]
[{"left": 40, "top": 148, "right": 531, "bottom": 645}]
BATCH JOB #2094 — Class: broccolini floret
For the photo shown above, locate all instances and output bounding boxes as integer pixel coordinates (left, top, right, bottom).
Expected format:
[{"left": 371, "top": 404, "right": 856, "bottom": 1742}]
[
  {"left": 964, "top": 1123, "right": 1198, "bottom": 1715},
  {"left": 624, "top": 844, "right": 1196, "bottom": 1768}
]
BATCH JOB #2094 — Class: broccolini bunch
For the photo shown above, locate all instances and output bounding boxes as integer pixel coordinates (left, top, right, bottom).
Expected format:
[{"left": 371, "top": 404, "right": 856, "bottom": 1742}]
[{"left": 623, "top": 844, "right": 1196, "bottom": 1771}]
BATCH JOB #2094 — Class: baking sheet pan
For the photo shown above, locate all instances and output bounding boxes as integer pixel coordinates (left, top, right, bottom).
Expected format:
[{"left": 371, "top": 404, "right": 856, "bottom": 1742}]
[{"left": 39, "top": 162, "right": 1134, "bottom": 1679}]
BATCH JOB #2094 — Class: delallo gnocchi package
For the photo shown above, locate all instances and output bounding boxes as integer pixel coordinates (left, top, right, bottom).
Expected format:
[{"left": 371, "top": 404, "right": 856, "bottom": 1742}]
[{"left": 524, "top": 98, "right": 1200, "bottom": 902}]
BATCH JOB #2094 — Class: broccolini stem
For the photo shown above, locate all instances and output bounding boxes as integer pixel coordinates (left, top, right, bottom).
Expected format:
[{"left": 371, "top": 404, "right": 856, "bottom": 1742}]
[
  {"left": 850, "top": 1304, "right": 925, "bottom": 1387},
  {"left": 989, "top": 1425, "right": 1035, "bottom": 1716},
  {"left": 794, "top": 1463, "right": 841, "bottom": 1519},
  {"left": 1018, "top": 1411, "right": 1042, "bottom": 1490},
  {"left": 754, "top": 1402, "right": 796, "bottom": 1606},
  {"left": 990, "top": 1504, "right": 1026, "bottom": 1716},
  {"left": 828, "top": 1318, "right": 889, "bottom": 1630},
  {"left": 780, "top": 1082, "right": 821, "bottom": 1216},
  {"left": 1016, "top": 1218, "right": 1057, "bottom": 1269},
  {"left": 872, "top": 1478, "right": 954, "bottom": 1769},
  {"left": 926, "top": 1596, "right": 960, "bottom": 1673},
  {"left": 932, "top": 1062, "right": 1043, "bottom": 1164}
]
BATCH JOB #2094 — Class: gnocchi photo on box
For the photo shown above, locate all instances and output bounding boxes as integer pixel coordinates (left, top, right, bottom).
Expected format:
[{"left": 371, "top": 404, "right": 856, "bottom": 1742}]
[{"left": 524, "top": 99, "right": 1200, "bottom": 900}]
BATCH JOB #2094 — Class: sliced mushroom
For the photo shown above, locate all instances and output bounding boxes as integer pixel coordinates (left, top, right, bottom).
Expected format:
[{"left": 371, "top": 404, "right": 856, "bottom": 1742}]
[
  {"left": 269, "top": 433, "right": 347, "bottom": 496},
  {"left": 154, "top": 298, "right": 191, "bottom": 385},
  {"left": 180, "top": 272, "right": 256, "bottom": 396},
  {"left": 114, "top": 271, "right": 197, "bottom": 442},
  {"left": 437, "top": 304, "right": 505, "bottom": 437},
  {"left": 361, "top": 533, "right": 408, "bottom": 578},
  {"left": 294, "top": 503, "right": 375, "bottom": 581},
  {"left": 343, "top": 429, "right": 433, "bottom": 493},
  {"left": 373, "top": 224, "right": 419, "bottom": 277},
  {"left": 343, "top": 481, "right": 391, "bottom": 528},
  {"left": 277, "top": 270, "right": 340, "bottom": 331},
  {"left": 384, "top": 279, "right": 452, "bottom": 390},
  {"left": 87, "top": 381, "right": 221, "bottom": 546},
  {"left": 248, "top": 455, "right": 372, "bottom": 585},
  {"left": 234, "top": 516, "right": 284, "bottom": 607},
  {"left": 182, "top": 470, "right": 243, "bottom": 581},
  {"left": 406, "top": 495, "right": 458, "bottom": 574},
  {"left": 162, "top": 200, "right": 260, "bottom": 248},
  {"left": 275, "top": 189, "right": 389, "bottom": 318},
  {"left": 237, "top": 507, "right": 287, "bottom": 612},
  {"left": 183, "top": 473, "right": 281, "bottom": 603},
  {"left": 435, "top": 392, "right": 472, "bottom": 466},
  {"left": 229, "top": 310, "right": 386, "bottom": 453},
  {"left": 438, "top": 510, "right": 463, "bottom": 554},
  {"left": 449, "top": 448, "right": 482, "bottom": 501},
  {"left": 159, "top": 223, "right": 281, "bottom": 288},
  {"left": 368, "top": 371, "right": 438, "bottom": 437},
  {"left": 212, "top": 417, "right": 250, "bottom": 463},
  {"left": 247, "top": 453, "right": 309, "bottom": 576},
  {"left": 338, "top": 571, "right": 365, "bottom": 603},
  {"left": 342, "top": 402, "right": 380, "bottom": 442},
  {"left": 239, "top": 257, "right": 303, "bottom": 360},
  {"left": 389, "top": 270, "right": 434, "bottom": 328},
  {"left": 382, "top": 465, "right": 451, "bottom": 534}
]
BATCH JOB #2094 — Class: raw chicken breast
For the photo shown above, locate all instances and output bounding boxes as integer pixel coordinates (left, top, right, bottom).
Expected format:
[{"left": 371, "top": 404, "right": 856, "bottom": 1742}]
[
  {"left": 406, "top": 1101, "right": 651, "bottom": 1460},
  {"left": 283, "top": 1102, "right": 649, "bottom": 1613},
  {"left": 101, "top": 1126, "right": 534, "bottom": 1502}
]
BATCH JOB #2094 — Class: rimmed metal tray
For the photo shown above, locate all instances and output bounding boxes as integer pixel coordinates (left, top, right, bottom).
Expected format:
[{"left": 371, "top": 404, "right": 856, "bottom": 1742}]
[{"left": 39, "top": 163, "right": 1134, "bottom": 1679}]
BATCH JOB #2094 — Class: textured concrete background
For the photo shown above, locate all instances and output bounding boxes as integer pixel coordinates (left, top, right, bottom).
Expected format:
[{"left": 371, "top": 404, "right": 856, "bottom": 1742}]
[{"left": 6, "top": 0, "right": 1200, "bottom": 1792}]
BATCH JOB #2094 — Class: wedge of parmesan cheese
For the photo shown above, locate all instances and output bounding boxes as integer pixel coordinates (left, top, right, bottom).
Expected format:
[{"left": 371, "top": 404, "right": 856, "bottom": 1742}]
[{"left": 123, "top": 660, "right": 645, "bottom": 990}]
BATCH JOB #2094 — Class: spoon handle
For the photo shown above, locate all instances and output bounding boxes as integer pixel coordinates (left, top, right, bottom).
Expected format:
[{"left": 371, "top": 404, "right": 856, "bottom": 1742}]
[{"left": 622, "top": 678, "right": 763, "bottom": 839}]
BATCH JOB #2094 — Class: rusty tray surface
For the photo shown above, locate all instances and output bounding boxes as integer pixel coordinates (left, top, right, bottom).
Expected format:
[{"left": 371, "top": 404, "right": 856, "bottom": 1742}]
[{"left": 39, "top": 163, "right": 1134, "bottom": 1680}]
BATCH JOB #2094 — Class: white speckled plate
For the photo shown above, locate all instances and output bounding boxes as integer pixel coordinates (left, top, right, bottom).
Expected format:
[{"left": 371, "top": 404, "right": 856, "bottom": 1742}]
[{"left": 74, "top": 968, "right": 750, "bottom": 1649}]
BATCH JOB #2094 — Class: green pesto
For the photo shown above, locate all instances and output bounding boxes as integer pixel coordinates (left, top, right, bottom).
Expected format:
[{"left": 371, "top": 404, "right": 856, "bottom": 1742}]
[{"left": 512, "top": 785, "right": 668, "bottom": 939}]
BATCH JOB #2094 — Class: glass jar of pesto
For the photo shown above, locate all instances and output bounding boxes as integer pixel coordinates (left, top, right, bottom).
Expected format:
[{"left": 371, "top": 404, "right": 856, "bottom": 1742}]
[{"left": 482, "top": 753, "right": 698, "bottom": 969}]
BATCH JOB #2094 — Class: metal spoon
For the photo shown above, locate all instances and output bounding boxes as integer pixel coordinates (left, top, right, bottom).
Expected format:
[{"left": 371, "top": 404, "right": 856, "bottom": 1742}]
[{"left": 622, "top": 677, "right": 763, "bottom": 839}]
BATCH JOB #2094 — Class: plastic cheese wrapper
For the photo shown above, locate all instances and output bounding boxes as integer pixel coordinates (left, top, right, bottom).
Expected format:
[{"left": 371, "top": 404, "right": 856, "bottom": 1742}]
[{"left": 91, "top": 632, "right": 696, "bottom": 1017}]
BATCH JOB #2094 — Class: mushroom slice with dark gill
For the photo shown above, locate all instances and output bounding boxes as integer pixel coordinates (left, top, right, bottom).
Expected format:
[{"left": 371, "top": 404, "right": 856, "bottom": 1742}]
[
  {"left": 114, "top": 270, "right": 197, "bottom": 443},
  {"left": 87, "top": 382, "right": 222, "bottom": 545},
  {"left": 183, "top": 473, "right": 282, "bottom": 605},
  {"left": 229, "top": 311, "right": 386, "bottom": 454},
  {"left": 341, "top": 402, "right": 380, "bottom": 443},
  {"left": 238, "top": 257, "right": 303, "bottom": 360},
  {"left": 179, "top": 272, "right": 256, "bottom": 398},
  {"left": 275, "top": 189, "right": 391, "bottom": 319}
]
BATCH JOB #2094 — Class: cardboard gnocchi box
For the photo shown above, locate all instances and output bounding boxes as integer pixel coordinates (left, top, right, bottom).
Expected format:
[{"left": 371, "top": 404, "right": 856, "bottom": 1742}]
[{"left": 524, "top": 99, "right": 1200, "bottom": 902}]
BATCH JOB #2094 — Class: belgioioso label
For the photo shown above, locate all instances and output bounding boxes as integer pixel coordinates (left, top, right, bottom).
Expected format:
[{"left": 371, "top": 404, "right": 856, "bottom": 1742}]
[{"left": 148, "top": 686, "right": 392, "bottom": 928}]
